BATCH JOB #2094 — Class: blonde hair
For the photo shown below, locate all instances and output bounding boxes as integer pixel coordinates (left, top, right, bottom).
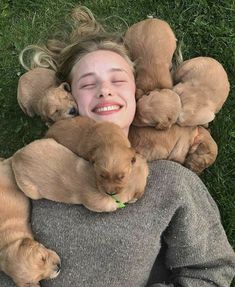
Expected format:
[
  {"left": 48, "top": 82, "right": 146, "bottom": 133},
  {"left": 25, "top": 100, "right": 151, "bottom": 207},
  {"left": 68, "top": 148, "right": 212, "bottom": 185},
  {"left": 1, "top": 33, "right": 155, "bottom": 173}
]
[{"left": 19, "top": 6, "right": 134, "bottom": 83}]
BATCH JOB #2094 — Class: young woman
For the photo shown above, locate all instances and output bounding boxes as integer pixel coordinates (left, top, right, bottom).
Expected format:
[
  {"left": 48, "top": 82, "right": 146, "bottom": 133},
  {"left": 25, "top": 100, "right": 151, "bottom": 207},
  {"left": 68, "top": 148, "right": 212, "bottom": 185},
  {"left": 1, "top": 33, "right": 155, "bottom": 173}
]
[{"left": 1, "top": 6, "right": 234, "bottom": 287}]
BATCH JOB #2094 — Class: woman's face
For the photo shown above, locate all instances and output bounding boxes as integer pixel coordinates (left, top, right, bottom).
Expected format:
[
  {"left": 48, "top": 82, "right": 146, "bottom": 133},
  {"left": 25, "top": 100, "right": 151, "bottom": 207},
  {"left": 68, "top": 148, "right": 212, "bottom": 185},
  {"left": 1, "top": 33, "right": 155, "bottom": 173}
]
[{"left": 71, "top": 50, "right": 136, "bottom": 136}]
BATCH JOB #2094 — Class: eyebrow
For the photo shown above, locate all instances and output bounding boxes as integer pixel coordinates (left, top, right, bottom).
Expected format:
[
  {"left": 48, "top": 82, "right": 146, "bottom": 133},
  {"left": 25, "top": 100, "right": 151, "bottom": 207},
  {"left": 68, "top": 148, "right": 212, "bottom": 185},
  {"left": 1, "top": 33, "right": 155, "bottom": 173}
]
[{"left": 77, "top": 68, "right": 128, "bottom": 82}]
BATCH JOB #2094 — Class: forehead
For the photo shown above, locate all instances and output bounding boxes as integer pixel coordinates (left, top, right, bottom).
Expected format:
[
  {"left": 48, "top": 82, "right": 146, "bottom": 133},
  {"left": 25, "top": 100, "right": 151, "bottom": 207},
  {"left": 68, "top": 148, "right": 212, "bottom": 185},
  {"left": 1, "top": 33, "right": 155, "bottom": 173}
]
[{"left": 71, "top": 50, "right": 133, "bottom": 78}]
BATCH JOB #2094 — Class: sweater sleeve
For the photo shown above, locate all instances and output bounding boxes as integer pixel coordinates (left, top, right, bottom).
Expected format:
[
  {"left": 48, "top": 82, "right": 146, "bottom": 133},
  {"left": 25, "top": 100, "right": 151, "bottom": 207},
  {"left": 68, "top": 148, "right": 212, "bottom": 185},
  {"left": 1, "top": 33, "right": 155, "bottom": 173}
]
[{"left": 149, "top": 169, "right": 235, "bottom": 287}]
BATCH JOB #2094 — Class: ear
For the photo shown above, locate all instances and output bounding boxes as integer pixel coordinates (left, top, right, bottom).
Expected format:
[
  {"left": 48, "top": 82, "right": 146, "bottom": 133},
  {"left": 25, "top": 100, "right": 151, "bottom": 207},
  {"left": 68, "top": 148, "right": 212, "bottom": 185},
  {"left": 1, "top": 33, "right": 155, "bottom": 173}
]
[
  {"left": 59, "top": 82, "right": 71, "bottom": 92},
  {"left": 87, "top": 148, "right": 97, "bottom": 164},
  {"left": 135, "top": 88, "right": 145, "bottom": 100}
]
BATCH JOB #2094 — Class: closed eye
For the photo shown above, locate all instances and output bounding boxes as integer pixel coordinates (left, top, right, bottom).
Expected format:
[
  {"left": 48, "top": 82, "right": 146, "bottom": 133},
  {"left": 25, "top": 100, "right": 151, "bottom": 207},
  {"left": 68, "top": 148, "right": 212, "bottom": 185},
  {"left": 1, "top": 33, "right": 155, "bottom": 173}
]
[
  {"left": 112, "top": 80, "right": 126, "bottom": 85},
  {"left": 81, "top": 83, "right": 96, "bottom": 89}
]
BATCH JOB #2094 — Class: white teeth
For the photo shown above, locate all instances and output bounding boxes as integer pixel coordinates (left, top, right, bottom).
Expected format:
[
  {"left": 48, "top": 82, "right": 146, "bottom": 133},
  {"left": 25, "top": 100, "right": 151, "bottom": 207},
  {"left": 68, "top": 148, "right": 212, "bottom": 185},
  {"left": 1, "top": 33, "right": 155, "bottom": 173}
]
[{"left": 95, "top": 105, "right": 120, "bottom": 112}]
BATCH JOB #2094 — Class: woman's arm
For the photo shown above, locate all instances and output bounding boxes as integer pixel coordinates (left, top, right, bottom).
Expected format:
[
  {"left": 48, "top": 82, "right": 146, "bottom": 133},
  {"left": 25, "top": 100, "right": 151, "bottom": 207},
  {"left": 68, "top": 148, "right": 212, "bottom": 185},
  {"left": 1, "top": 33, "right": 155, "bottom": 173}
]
[{"left": 149, "top": 165, "right": 235, "bottom": 287}]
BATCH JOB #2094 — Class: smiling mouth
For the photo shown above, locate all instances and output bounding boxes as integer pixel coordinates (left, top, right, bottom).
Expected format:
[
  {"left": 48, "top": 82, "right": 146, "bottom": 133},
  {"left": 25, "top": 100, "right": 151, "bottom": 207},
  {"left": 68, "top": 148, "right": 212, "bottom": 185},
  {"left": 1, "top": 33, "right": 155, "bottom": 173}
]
[{"left": 92, "top": 105, "right": 122, "bottom": 114}]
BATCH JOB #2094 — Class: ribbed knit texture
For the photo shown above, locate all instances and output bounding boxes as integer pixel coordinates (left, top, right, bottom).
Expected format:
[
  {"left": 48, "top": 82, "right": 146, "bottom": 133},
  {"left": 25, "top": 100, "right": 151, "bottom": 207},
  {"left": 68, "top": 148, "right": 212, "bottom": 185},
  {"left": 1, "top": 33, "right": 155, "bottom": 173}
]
[{"left": 0, "top": 160, "right": 234, "bottom": 286}]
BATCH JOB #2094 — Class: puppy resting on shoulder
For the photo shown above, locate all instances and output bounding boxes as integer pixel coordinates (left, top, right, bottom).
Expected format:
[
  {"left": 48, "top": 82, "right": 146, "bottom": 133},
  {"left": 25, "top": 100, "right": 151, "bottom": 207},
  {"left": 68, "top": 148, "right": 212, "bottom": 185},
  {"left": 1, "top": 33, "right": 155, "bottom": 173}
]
[
  {"left": 173, "top": 56, "right": 230, "bottom": 126},
  {"left": 17, "top": 67, "right": 78, "bottom": 124},
  {"left": 129, "top": 124, "right": 218, "bottom": 174},
  {"left": 0, "top": 158, "right": 61, "bottom": 287},
  {"left": 45, "top": 116, "right": 143, "bottom": 197}
]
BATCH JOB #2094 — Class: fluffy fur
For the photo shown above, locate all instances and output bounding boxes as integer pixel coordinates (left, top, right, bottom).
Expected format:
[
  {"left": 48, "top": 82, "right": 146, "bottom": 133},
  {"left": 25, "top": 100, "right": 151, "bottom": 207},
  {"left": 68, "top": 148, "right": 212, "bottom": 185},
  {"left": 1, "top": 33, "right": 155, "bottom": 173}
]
[
  {"left": 12, "top": 139, "right": 149, "bottom": 211},
  {"left": 45, "top": 117, "right": 139, "bottom": 196},
  {"left": 0, "top": 158, "right": 61, "bottom": 287},
  {"left": 124, "top": 18, "right": 177, "bottom": 94},
  {"left": 173, "top": 56, "right": 230, "bottom": 126},
  {"left": 129, "top": 125, "right": 218, "bottom": 174},
  {"left": 132, "top": 88, "right": 181, "bottom": 129},
  {"left": 17, "top": 67, "right": 78, "bottom": 124}
]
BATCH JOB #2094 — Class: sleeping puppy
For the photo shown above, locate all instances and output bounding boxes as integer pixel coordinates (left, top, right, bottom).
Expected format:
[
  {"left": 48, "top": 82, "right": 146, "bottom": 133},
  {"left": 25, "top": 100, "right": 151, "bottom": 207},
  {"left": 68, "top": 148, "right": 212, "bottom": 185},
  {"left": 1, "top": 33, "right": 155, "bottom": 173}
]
[
  {"left": 129, "top": 124, "right": 218, "bottom": 174},
  {"left": 0, "top": 158, "right": 61, "bottom": 287},
  {"left": 132, "top": 88, "right": 181, "bottom": 130},
  {"left": 173, "top": 56, "right": 230, "bottom": 126},
  {"left": 45, "top": 116, "right": 137, "bottom": 196},
  {"left": 124, "top": 18, "right": 177, "bottom": 94},
  {"left": 12, "top": 138, "right": 149, "bottom": 211},
  {"left": 17, "top": 67, "right": 78, "bottom": 125}
]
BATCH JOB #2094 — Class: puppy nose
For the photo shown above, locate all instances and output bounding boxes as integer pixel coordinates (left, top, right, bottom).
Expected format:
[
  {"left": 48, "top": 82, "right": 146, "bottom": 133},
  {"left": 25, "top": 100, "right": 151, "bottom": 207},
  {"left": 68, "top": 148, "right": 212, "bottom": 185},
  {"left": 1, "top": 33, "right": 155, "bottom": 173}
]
[
  {"left": 68, "top": 107, "right": 78, "bottom": 115},
  {"left": 56, "top": 263, "right": 61, "bottom": 273}
]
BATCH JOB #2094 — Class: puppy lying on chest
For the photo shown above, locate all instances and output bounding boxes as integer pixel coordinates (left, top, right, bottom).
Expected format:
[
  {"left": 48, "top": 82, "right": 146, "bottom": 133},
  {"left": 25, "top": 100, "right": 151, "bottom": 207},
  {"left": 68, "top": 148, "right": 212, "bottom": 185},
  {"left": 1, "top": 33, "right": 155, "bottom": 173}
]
[
  {"left": 45, "top": 116, "right": 138, "bottom": 196},
  {"left": 12, "top": 139, "right": 149, "bottom": 212},
  {"left": 17, "top": 67, "right": 78, "bottom": 124}
]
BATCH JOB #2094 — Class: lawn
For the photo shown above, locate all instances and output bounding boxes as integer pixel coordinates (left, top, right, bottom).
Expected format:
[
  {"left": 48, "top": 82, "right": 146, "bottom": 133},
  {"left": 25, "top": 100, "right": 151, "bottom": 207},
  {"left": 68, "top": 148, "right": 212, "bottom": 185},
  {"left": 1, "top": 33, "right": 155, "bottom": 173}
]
[{"left": 0, "top": 0, "right": 234, "bottom": 283}]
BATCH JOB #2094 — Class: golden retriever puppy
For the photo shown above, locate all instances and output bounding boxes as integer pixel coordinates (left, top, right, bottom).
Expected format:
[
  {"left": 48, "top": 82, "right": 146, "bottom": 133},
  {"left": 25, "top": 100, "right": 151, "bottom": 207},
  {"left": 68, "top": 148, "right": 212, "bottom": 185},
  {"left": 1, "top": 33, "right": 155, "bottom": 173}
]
[
  {"left": 128, "top": 125, "right": 218, "bottom": 174},
  {"left": 173, "top": 57, "right": 230, "bottom": 126},
  {"left": 124, "top": 18, "right": 177, "bottom": 94},
  {"left": 45, "top": 116, "right": 137, "bottom": 196},
  {"left": 132, "top": 88, "right": 181, "bottom": 129},
  {"left": 0, "top": 158, "right": 61, "bottom": 287},
  {"left": 12, "top": 139, "right": 149, "bottom": 212},
  {"left": 17, "top": 67, "right": 78, "bottom": 124}
]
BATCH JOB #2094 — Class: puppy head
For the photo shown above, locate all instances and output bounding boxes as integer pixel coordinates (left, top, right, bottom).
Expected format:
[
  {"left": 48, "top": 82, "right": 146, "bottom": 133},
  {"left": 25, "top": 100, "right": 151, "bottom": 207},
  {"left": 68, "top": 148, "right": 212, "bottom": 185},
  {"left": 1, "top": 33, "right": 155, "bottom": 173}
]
[
  {"left": 90, "top": 146, "right": 136, "bottom": 196},
  {"left": 133, "top": 89, "right": 181, "bottom": 129},
  {"left": 42, "top": 82, "right": 78, "bottom": 122},
  {"left": 12, "top": 238, "right": 61, "bottom": 284}
]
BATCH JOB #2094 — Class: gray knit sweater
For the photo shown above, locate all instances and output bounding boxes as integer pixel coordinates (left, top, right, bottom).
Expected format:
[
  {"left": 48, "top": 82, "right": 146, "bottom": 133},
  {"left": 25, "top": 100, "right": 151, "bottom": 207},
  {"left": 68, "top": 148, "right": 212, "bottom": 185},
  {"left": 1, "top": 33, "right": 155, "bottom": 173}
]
[{"left": 0, "top": 160, "right": 234, "bottom": 286}]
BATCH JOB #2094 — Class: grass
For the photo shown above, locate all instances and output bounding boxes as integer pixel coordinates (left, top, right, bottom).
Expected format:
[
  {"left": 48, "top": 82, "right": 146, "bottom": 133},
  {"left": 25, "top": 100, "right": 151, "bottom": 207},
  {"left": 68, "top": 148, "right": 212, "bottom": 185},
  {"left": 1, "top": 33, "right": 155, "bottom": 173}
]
[{"left": 0, "top": 0, "right": 235, "bottom": 284}]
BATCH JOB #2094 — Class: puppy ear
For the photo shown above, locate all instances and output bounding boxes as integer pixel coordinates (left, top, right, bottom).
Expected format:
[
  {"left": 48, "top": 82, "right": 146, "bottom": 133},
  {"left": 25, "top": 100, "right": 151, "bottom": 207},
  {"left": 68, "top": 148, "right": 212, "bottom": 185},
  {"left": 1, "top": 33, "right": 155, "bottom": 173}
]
[
  {"left": 135, "top": 88, "right": 145, "bottom": 100},
  {"left": 59, "top": 82, "right": 71, "bottom": 92},
  {"left": 87, "top": 148, "right": 97, "bottom": 164}
]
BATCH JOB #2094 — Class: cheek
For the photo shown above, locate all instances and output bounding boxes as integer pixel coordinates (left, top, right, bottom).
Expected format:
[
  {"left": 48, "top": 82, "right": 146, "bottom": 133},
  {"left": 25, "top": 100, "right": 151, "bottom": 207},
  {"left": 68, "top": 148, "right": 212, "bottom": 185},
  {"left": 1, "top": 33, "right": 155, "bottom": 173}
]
[{"left": 72, "top": 88, "right": 92, "bottom": 116}]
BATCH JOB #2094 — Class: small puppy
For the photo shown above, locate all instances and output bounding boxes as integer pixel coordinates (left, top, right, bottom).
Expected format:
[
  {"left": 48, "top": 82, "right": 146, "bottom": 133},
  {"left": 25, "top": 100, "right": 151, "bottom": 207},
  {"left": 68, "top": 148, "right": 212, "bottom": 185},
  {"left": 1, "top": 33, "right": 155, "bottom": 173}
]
[
  {"left": 173, "top": 56, "right": 230, "bottom": 126},
  {"left": 129, "top": 124, "right": 218, "bottom": 174},
  {"left": 0, "top": 158, "right": 61, "bottom": 287},
  {"left": 124, "top": 18, "right": 177, "bottom": 94},
  {"left": 132, "top": 88, "right": 181, "bottom": 130},
  {"left": 17, "top": 67, "right": 78, "bottom": 124},
  {"left": 45, "top": 116, "right": 137, "bottom": 196},
  {"left": 12, "top": 138, "right": 149, "bottom": 212}
]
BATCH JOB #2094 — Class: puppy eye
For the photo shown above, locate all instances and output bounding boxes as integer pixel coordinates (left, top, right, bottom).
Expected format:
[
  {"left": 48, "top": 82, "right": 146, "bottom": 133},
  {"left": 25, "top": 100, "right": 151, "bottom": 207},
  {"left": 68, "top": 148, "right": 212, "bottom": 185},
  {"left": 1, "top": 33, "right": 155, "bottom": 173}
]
[
  {"left": 100, "top": 174, "right": 107, "bottom": 179},
  {"left": 131, "top": 156, "right": 136, "bottom": 164}
]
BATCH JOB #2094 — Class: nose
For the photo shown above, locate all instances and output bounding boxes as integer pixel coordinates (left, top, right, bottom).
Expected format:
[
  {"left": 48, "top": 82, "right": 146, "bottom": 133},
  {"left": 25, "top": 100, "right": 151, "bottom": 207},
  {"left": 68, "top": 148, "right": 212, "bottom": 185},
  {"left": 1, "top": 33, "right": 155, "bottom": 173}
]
[{"left": 97, "top": 83, "right": 113, "bottom": 98}]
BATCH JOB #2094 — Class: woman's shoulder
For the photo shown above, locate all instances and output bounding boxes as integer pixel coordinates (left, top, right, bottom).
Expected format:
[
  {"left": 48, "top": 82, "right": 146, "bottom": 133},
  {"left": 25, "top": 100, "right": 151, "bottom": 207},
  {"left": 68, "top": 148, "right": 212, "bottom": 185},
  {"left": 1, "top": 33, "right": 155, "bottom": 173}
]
[{"left": 146, "top": 160, "right": 220, "bottom": 217}]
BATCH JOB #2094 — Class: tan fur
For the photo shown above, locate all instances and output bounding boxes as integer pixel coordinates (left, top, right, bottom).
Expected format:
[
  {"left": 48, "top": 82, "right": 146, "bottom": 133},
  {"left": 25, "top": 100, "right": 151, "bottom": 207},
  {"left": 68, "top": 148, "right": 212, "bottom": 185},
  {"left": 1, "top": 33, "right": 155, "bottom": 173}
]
[
  {"left": 129, "top": 124, "right": 218, "bottom": 174},
  {"left": 0, "top": 158, "right": 60, "bottom": 287},
  {"left": 124, "top": 18, "right": 177, "bottom": 93},
  {"left": 12, "top": 139, "right": 149, "bottom": 211},
  {"left": 173, "top": 57, "right": 230, "bottom": 126},
  {"left": 17, "top": 67, "right": 77, "bottom": 124},
  {"left": 45, "top": 116, "right": 138, "bottom": 196},
  {"left": 132, "top": 89, "right": 181, "bottom": 129}
]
